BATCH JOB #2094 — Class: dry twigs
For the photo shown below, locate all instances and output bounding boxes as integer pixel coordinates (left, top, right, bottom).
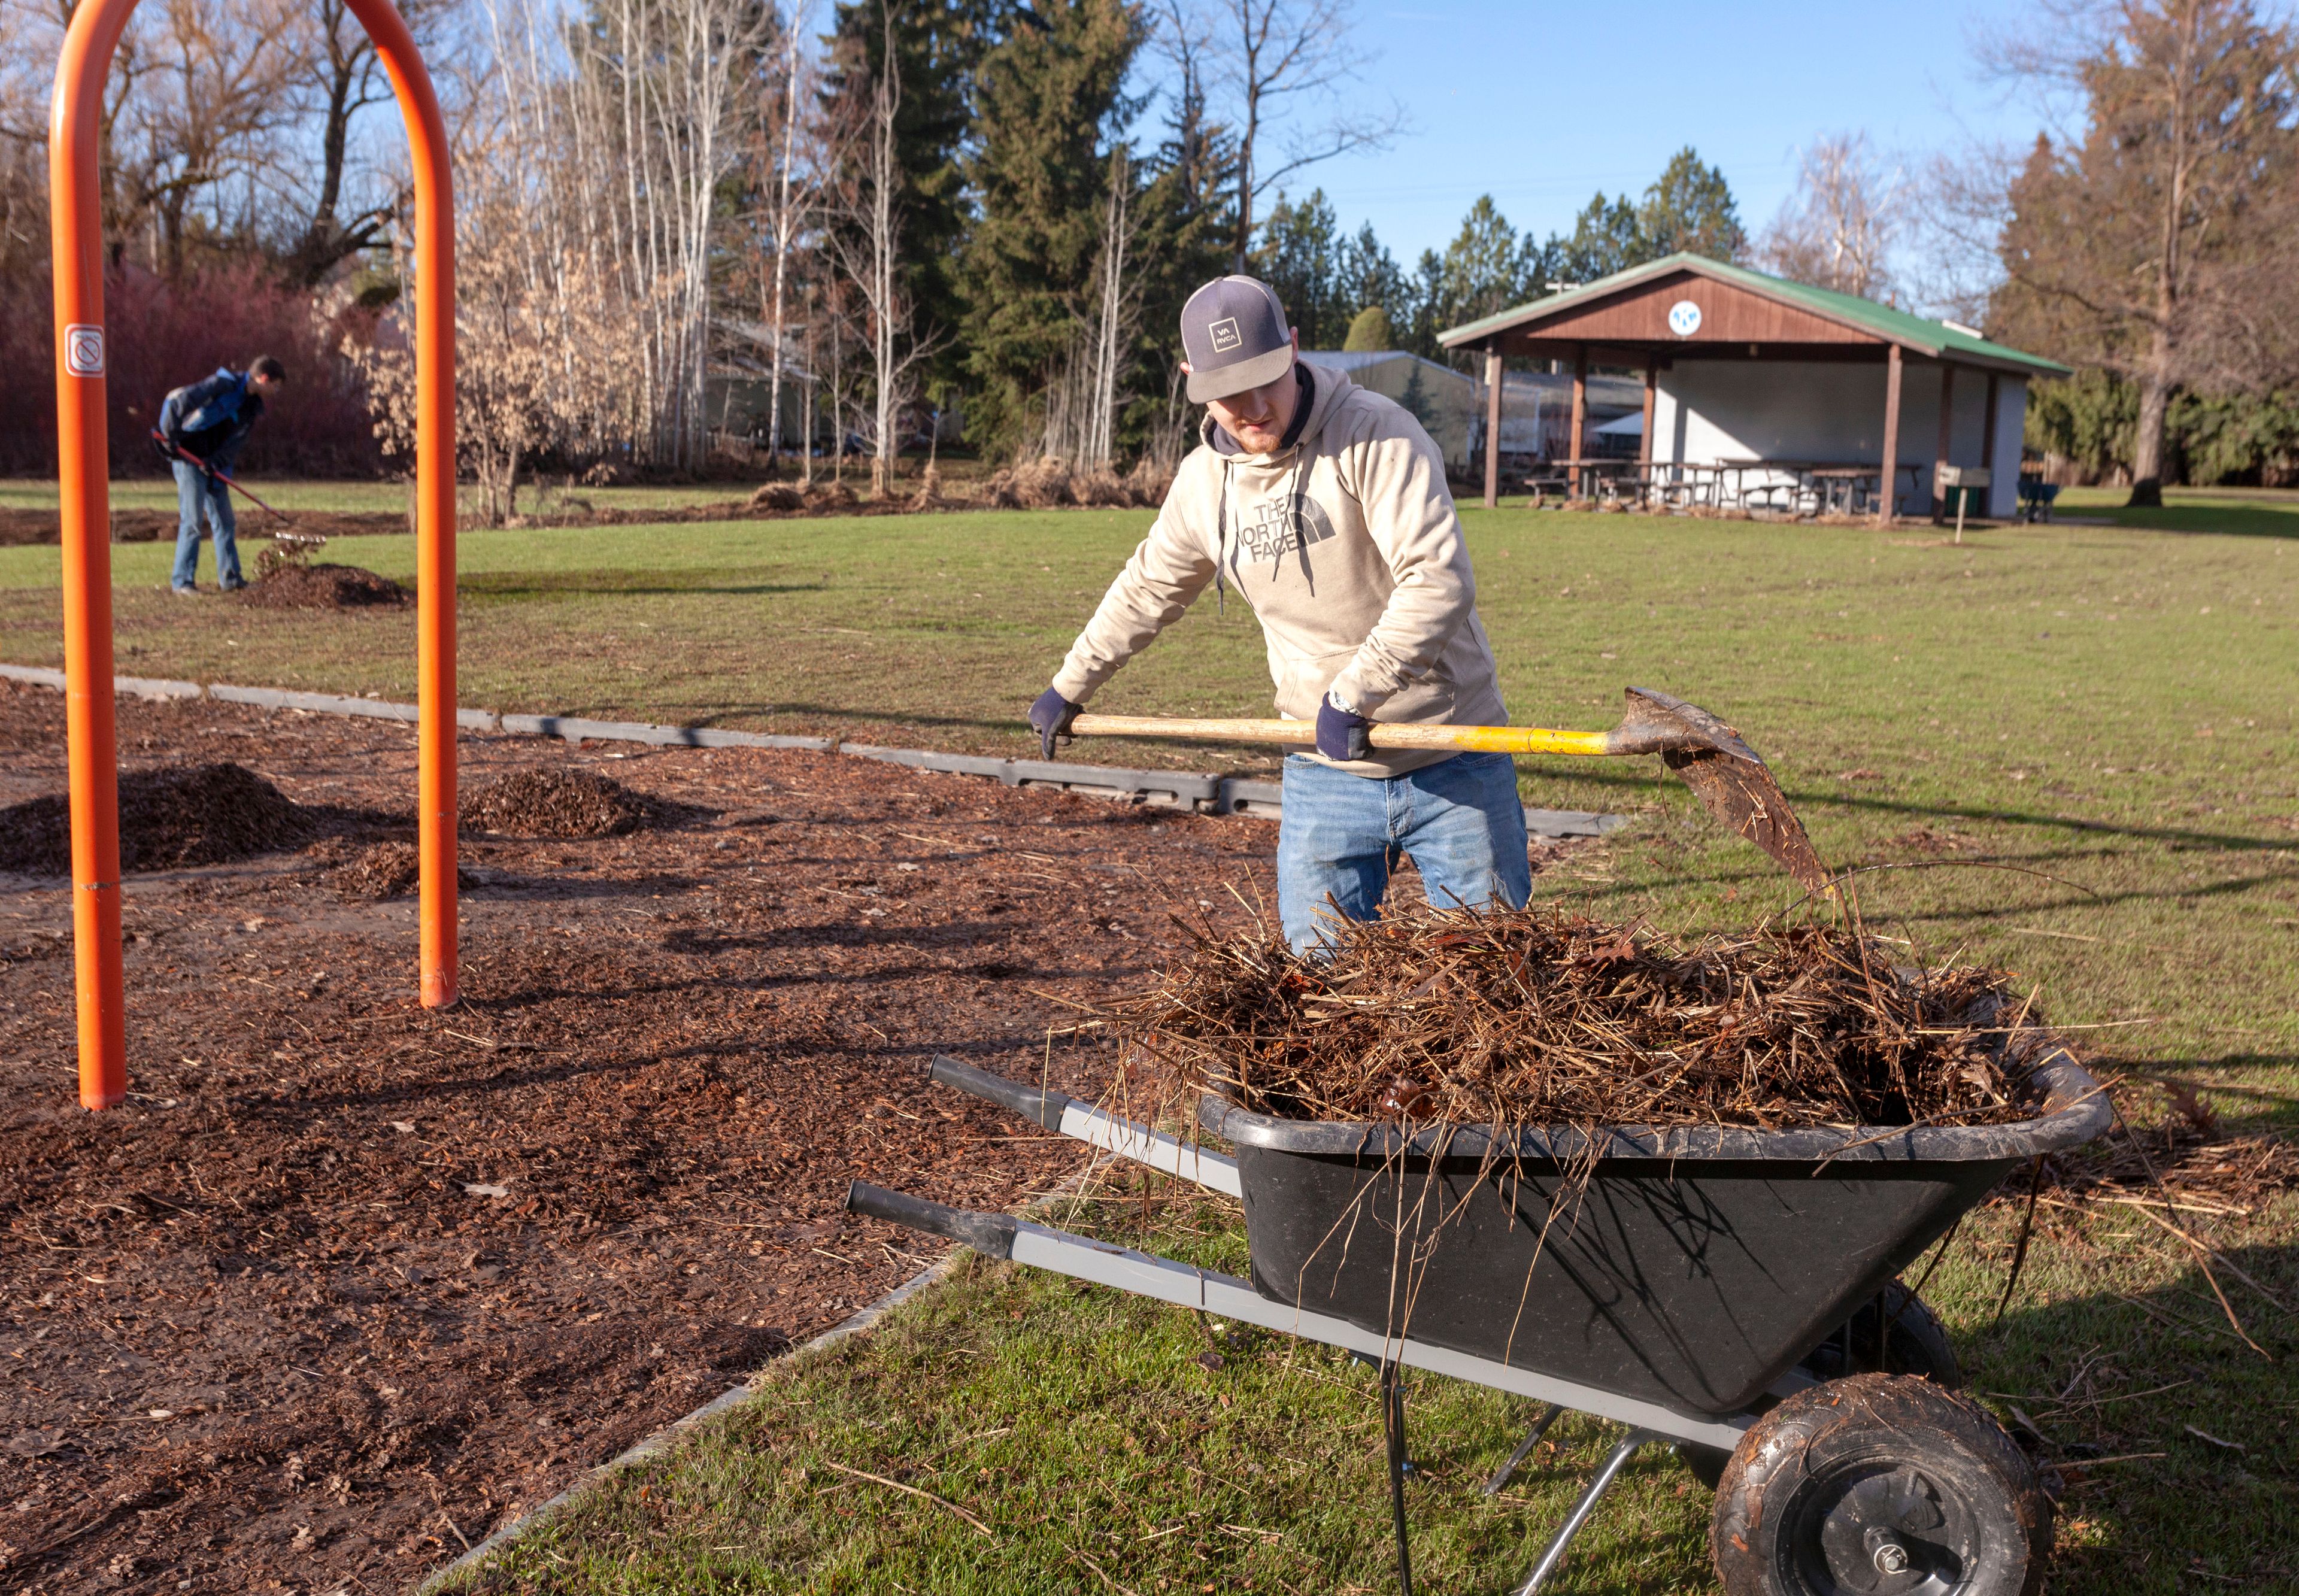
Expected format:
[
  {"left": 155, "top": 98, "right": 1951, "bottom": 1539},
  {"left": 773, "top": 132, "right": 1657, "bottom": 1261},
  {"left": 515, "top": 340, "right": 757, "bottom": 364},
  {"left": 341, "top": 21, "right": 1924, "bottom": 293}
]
[{"left": 1115, "top": 902, "right": 2045, "bottom": 1134}]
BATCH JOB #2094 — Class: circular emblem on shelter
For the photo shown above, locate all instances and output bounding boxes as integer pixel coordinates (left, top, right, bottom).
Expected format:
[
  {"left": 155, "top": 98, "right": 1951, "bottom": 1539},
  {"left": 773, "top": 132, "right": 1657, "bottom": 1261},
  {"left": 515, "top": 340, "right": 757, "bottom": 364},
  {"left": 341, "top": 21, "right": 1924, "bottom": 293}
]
[{"left": 1666, "top": 300, "right": 1703, "bottom": 338}]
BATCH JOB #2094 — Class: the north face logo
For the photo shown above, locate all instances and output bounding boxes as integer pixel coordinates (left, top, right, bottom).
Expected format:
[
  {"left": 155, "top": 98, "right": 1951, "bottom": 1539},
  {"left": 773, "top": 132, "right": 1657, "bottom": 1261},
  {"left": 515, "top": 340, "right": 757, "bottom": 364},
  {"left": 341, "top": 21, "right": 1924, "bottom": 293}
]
[
  {"left": 1207, "top": 317, "right": 1242, "bottom": 354},
  {"left": 1235, "top": 494, "right": 1336, "bottom": 565}
]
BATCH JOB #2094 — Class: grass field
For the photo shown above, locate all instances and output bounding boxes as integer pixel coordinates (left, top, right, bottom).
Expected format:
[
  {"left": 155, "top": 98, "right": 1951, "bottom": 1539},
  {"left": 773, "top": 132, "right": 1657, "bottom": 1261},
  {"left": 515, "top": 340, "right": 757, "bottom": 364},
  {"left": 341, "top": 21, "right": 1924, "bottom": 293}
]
[
  {"left": 448, "top": 1181, "right": 2295, "bottom": 1595},
  {"left": 4, "top": 488, "right": 2295, "bottom": 1591}
]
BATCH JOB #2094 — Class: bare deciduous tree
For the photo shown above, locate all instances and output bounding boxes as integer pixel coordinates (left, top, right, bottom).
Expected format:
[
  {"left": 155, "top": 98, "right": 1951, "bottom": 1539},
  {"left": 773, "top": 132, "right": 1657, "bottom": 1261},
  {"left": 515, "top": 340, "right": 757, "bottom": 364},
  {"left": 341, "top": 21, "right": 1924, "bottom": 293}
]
[
  {"left": 281, "top": 0, "right": 434, "bottom": 286},
  {"left": 1042, "top": 145, "right": 1140, "bottom": 469},
  {"left": 116, "top": 0, "right": 301, "bottom": 273},
  {"left": 1980, "top": 0, "right": 2299, "bottom": 504},
  {"left": 1757, "top": 132, "right": 1905, "bottom": 302},
  {"left": 1169, "top": 0, "right": 1400, "bottom": 271},
  {"left": 760, "top": 0, "right": 812, "bottom": 465},
  {"left": 822, "top": 9, "right": 939, "bottom": 496}
]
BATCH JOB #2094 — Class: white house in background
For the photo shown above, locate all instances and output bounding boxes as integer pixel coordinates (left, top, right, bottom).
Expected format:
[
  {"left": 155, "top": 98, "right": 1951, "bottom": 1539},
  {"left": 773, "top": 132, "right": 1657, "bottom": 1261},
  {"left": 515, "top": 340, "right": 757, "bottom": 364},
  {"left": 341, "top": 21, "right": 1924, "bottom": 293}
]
[
  {"left": 1297, "top": 349, "right": 1478, "bottom": 468},
  {"left": 1437, "top": 253, "right": 2070, "bottom": 520}
]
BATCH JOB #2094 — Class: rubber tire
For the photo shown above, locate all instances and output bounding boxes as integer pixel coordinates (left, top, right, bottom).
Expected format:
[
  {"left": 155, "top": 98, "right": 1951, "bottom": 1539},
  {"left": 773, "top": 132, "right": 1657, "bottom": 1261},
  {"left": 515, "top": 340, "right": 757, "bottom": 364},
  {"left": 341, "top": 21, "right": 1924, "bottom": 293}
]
[
  {"left": 1710, "top": 1374, "right": 2052, "bottom": 1596},
  {"left": 1683, "top": 1286, "right": 1961, "bottom": 1494},
  {"left": 1800, "top": 1283, "right": 1963, "bottom": 1388}
]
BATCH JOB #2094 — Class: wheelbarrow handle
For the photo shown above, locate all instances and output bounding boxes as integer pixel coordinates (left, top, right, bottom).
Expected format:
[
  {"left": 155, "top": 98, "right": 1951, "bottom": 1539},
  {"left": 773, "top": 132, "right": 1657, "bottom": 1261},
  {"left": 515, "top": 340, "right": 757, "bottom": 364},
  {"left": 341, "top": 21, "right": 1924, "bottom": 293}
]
[
  {"left": 928, "top": 1054, "right": 1074, "bottom": 1131},
  {"left": 847, "top": 1180, "right": 1018, "bottom": 1260},
  {"left": 1067, "top": 714, "right": 1613, "bottom": 758}
]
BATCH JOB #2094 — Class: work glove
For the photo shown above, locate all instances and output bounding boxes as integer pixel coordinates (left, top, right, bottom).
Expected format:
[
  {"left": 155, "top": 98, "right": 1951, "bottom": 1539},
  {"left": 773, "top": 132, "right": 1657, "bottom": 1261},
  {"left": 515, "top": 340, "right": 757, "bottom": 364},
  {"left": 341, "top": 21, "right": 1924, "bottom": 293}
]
[
  {"left": 1316, "top": 693, "right": 1372, "bottom": 762},
  {"left": 1029, "top": 687, "right": 1080, "bottom": 760}
]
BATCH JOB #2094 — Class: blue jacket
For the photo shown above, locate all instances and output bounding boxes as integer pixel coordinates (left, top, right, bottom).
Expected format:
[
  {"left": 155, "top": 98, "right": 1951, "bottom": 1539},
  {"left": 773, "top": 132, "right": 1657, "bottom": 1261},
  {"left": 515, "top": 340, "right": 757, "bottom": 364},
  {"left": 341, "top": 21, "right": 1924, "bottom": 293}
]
[{"left": 159, "top": 368, "right": 266, "bottom": 471}]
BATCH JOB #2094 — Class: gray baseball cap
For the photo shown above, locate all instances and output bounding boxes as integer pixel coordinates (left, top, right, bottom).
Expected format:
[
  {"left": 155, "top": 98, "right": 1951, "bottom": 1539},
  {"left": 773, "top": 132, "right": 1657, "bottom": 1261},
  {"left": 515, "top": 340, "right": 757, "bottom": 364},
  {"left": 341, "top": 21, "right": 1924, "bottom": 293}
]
[{"left": 1180, "top": 275, "right": 1294, "bottom": 402}]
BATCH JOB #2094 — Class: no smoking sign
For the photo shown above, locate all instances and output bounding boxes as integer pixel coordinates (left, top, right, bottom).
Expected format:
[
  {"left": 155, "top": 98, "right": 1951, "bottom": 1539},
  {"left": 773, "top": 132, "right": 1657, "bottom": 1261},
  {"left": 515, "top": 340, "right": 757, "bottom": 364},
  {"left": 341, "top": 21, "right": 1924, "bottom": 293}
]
[{"left": 64, "top": 323, "right": 105, "bottom": 377}]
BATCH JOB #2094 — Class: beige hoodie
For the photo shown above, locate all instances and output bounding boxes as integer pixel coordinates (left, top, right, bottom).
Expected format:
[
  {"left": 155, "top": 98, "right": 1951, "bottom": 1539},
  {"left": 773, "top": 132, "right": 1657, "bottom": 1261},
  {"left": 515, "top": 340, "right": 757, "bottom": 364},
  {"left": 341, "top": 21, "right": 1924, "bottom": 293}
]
[{"left": 1050, "top": 366, "right": 1506, "bottom": 776}]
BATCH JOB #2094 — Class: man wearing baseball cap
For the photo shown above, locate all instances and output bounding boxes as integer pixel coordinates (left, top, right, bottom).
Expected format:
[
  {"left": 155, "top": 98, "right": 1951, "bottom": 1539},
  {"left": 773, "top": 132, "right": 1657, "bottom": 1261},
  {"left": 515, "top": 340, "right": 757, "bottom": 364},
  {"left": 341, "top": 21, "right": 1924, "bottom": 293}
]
[{"left": 1029, "top": 275, "right": 1529, "bottom": 953}]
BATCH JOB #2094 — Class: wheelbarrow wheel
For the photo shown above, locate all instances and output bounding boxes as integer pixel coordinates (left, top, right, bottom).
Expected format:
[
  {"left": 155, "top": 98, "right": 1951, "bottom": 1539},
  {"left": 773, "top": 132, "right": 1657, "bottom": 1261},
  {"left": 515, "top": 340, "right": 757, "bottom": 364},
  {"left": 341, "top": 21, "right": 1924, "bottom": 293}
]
[{"left": 1710, "top": 1374, "right": 2051, "bottom": 1596}]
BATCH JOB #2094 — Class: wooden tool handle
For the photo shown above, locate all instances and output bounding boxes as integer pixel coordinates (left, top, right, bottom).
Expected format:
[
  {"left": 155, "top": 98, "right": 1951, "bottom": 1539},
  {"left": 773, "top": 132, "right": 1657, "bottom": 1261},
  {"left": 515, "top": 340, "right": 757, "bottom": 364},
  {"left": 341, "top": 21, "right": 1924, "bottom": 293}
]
[{"left": 1066, "top": 714, "right": 1614, "bottom": 758}]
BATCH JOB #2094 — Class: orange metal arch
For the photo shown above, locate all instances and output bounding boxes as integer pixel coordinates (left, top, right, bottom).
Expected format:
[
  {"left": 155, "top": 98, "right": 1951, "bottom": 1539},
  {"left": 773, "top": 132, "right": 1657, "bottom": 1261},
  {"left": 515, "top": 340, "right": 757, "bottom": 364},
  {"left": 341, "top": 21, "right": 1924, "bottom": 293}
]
[{"left": 50, "top": 0, "right": 457, "bottom": 1110}]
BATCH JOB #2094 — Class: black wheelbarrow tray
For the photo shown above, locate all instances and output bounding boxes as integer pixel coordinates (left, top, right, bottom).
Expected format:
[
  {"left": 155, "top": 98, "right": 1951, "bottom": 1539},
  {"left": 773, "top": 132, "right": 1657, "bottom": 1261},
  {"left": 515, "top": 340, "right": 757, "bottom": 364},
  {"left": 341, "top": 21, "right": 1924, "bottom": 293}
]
[{"left": 848, "top": 1046, "right": 2109, "bottom": 1596}]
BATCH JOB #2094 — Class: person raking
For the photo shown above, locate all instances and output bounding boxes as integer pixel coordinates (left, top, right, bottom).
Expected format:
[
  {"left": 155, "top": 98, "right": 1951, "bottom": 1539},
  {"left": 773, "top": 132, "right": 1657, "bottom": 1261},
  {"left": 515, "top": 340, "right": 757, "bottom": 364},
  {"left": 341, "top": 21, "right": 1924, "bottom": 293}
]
[
  {"left": 156, "top": 355, "right": 286, "bottom": 596},
  {"left": 1029, "top": 275, "right": 1528, "bottom": 954}
]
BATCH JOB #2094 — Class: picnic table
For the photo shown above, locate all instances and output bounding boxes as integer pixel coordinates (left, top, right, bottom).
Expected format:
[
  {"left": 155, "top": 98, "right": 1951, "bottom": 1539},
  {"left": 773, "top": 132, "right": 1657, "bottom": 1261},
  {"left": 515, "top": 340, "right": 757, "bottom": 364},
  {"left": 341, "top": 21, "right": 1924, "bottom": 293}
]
[
  {"left": 1517, "top": 457, "right": 1925, "bottom": 518},
  {"left": 1716, "top": 459, "right": 1930, "bottom": 518}
]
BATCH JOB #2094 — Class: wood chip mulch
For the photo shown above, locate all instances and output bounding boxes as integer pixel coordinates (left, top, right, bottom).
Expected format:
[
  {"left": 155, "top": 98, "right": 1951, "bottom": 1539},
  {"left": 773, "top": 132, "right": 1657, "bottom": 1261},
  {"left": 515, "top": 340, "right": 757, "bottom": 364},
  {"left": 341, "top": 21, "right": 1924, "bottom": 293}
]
[{"left": 1, "top": 680, "right": 1582, "bottom": 1595}]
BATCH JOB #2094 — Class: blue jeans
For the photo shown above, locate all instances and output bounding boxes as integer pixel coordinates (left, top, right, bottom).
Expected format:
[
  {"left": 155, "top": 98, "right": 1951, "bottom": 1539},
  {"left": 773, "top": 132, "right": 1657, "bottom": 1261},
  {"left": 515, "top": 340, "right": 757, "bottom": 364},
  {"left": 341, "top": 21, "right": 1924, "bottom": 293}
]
[
  {"left": 171, "top": 460, "right": 241, "bottom": 590},
  {"left": 1277, "top": 750, "right": 1532, "bottom": 954}
]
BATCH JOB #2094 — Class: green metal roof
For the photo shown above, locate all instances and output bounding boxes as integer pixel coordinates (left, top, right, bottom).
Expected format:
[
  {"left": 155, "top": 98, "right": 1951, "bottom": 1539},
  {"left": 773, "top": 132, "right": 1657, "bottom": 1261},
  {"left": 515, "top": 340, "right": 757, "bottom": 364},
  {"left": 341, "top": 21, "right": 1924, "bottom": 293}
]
[{"left": 1437, "top": 253, "right": 2071, "bottom": 377}]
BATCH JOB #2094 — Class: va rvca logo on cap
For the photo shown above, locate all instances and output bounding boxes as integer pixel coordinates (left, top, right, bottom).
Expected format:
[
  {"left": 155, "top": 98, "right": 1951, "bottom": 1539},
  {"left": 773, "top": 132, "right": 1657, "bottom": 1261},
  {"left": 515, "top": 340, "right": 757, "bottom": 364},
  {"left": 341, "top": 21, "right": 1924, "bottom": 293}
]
[{"left": 1208, "top": 317, "right": 1242, "bottom": 354}]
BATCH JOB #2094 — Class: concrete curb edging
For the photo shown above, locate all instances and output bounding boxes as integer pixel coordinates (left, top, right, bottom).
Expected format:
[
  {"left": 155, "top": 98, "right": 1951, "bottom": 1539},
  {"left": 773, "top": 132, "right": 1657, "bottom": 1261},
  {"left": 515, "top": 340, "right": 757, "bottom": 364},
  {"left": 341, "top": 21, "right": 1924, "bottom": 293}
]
[{"left": 0, "top": 662, "right": 1630, "bottom": 838}]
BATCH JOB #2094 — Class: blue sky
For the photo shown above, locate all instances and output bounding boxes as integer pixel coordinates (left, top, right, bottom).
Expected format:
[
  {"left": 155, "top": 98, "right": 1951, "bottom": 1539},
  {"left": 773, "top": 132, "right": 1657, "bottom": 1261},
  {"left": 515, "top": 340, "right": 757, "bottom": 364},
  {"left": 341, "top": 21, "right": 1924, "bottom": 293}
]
[{"left": 1265, "top": 0, "right": 2051, "bottom": 263}]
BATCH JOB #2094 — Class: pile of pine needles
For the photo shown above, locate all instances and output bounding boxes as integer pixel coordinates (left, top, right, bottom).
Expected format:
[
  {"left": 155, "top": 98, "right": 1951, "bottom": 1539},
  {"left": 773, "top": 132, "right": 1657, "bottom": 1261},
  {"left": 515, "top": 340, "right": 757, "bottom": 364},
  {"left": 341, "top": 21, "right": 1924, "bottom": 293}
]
[{"left": 1116, "top": 903, "right": 2051, "bottom": 1132}]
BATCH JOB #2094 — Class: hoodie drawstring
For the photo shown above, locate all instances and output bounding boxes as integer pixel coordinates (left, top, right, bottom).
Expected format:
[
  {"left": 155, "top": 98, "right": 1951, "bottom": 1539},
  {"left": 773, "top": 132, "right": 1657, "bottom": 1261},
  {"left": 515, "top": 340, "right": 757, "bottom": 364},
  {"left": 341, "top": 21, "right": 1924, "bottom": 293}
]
[
  {"left": 1287, "top": 443, "right": 1314, "bottom": 597},
  {"left": 1214, "top": 459, "right": 1233, "bottom": 615}
]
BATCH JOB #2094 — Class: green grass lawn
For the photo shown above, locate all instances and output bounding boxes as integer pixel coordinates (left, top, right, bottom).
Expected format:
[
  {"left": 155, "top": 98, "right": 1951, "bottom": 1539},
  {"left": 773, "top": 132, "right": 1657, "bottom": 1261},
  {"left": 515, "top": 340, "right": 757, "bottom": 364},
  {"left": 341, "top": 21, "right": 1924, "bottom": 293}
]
[
  {"left": 2054, "top": 483, "right": 2299, "bottom": 541},
  {"left": 445, "top": 1179, "right": 2297, "bottom": 1595},
  {"left": 5, "top": 494, "right": 2295, "bottom": 1592}
]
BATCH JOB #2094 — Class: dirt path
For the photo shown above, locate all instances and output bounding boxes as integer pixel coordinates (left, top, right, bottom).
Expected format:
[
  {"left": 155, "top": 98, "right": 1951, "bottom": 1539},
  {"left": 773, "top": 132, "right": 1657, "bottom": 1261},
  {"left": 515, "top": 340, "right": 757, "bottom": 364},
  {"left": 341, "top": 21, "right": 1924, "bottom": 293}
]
[{"left": 0, "top": 682, "right": 1305, "bottom": 1594}]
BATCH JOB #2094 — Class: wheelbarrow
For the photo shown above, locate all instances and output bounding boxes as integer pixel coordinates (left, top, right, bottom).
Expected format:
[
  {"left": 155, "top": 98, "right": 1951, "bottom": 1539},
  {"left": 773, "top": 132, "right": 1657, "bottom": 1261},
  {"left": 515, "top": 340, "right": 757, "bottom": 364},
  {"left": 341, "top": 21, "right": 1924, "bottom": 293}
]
[{"left": 847, "top": 1042, "right": 2110, "bottom": 1596}]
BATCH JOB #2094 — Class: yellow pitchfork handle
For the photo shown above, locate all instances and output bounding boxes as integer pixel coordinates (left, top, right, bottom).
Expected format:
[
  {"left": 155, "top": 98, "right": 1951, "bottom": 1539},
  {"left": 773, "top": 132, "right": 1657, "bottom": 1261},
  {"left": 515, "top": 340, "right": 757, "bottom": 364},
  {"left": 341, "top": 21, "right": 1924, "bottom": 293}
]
[
  {"left": 1064, "top": 691, "right": 1835, "bottom": 894},
  {"left": 1066, "top": 715, "right": 1615, "bottom": 758}
]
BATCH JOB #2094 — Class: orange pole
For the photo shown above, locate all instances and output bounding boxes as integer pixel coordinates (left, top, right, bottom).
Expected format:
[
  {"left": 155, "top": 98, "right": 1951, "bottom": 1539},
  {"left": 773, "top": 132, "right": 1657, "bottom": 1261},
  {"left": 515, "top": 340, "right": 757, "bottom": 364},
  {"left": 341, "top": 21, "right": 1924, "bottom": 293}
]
[
  {"left": 48, "top": 0, "right": 455, "bottom": 1111},
  {"left": 47, "top": 0, "right": 139, "bottom": 1109},
  {"left": 345, "top": 0, "right": 458, "bottom": 1008}
]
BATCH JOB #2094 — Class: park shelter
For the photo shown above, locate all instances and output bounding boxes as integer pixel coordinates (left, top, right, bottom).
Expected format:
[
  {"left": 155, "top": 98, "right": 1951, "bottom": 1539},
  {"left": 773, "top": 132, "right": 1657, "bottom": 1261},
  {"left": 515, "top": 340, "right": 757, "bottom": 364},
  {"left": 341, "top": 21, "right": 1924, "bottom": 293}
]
[{"left": 1437, "top": 254, "right": 2070, "bottom": 518}]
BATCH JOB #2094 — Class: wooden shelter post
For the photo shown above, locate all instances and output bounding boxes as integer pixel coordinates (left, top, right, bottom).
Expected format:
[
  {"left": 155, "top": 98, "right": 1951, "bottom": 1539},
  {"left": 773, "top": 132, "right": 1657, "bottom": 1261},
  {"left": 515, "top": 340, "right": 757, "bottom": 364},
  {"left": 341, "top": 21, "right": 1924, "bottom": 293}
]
[
  {"left": 1931, "top": 362, "right": 1957, "bottom": 524},
  {"left": 1878, "top": 345, "right": 1903, "bottom": 526},
  {"left": 1482, "top": 339, "right": 1502, "bottom": 509},
  {"left": 1569, "top": 346, "right": 1588, "bottom": 497},
  {"left": 1639, "top": 356, "right": 1657, "bottom": 467},
  {"left": 1982, "top": 372, "right": 2001, "bottom": 474}
]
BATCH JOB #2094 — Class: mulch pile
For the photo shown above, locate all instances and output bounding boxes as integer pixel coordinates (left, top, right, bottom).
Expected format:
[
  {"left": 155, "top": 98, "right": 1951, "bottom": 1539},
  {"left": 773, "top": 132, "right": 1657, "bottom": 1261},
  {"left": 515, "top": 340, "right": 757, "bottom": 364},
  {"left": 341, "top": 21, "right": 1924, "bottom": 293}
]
[
  {"left": 458, "top": 767, "right": 662, "bottom": 838},
  {"left": 1119, "top": 904, "right": 2045, "bottom": 1132},
  {"left": 235, "top": 561, "right": 411, "bottom": 611},
  {"left": 0, "top": 761, "right": 310, "bottom": 875}
]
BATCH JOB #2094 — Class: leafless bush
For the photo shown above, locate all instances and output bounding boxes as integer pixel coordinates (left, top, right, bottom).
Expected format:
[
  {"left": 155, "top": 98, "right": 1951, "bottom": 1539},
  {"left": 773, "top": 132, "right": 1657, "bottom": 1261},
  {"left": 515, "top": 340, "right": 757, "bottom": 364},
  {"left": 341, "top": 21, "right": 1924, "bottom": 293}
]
[
  {"left": 1124, "top": 455, "right": 1175, "bottom": 505},
  {"left": 347, "top": 205, "right": 645, "bottom": 526}
]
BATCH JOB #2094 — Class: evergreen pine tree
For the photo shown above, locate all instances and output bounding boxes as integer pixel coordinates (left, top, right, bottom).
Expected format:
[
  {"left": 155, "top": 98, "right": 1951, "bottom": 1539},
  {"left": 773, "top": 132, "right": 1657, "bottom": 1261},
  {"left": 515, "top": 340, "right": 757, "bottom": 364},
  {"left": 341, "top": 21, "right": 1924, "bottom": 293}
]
[
  {"left": 957, "top": 0, "right": 1145, "bottom": 460},
  {"left": 1638, "top": 146, "right": 1745, "bottom": 262},
  {"left": 1252, "top": 189, "right": 1342, "bottom": 347}
]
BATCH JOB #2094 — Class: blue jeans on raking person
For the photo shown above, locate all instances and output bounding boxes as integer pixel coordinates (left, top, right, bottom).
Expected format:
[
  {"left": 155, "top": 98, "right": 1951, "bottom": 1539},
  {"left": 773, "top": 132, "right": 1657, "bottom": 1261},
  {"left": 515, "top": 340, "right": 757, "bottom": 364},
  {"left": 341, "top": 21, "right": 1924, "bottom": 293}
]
[
  {"left": 171, "top": 459, "right": 242, "bottom": 591},
  {"left": 1276, "top": 749, "right": 1533, "bottom": 955}
]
